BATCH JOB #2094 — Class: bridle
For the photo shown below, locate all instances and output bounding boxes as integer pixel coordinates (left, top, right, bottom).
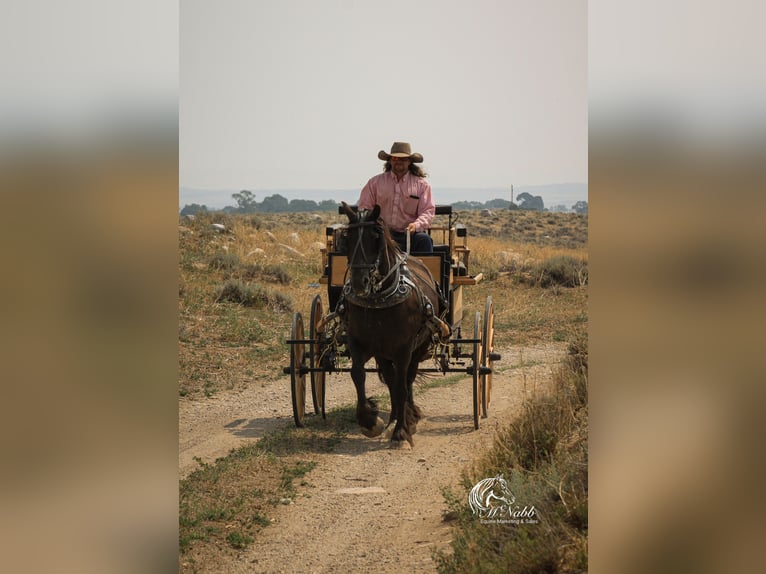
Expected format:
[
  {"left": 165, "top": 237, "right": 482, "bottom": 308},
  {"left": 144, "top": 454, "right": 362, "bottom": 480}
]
[
  {"left": 346, "top": 219, "right": 380, "bottom": 275},
  {"left": 344, "top": 214, "right": 407, "bottom": 301}
]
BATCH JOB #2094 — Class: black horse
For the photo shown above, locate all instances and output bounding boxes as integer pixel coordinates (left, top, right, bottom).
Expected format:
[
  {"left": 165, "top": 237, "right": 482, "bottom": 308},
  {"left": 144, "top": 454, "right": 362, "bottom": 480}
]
[{"left": 337, "top": 202, "right": 449, "bottom": 447}]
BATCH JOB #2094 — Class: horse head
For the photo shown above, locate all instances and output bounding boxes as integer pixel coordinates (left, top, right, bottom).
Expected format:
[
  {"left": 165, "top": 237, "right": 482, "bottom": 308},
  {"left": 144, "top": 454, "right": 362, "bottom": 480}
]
[{"left": 341, "top": 201, "right": 386, "bottom": 298}]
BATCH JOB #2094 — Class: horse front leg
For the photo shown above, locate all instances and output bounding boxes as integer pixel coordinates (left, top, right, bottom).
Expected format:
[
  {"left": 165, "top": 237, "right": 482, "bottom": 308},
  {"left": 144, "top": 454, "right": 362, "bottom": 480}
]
[
  {"left": 349, "top": 344, "right": 384, "bottom": 438},
  {"left": 384, "top": 350, "right": 416, "bottom": 448},
  {"left": 376, "top": 358, "right": 399, "bottom": 428},
  {"left": 405, "top": 352, "right": 425, "bottom": 434}
]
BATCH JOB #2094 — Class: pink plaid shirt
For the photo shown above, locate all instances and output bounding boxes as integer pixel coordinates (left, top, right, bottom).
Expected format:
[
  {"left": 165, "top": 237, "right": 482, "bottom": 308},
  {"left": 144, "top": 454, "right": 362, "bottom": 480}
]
[{"left": 357, "top": 171, "right": 435, "bottom": 233}]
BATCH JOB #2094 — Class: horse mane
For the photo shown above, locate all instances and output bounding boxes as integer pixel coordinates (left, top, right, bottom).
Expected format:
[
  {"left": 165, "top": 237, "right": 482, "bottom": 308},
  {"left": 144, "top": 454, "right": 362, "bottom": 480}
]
[{"left": 373, "top": 215, "right": 404, "bottom": 261}]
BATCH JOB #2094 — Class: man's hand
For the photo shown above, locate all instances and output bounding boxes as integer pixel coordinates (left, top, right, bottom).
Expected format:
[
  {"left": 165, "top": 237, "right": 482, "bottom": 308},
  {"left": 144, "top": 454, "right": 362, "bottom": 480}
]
[{"left": 406, "top": 223, "right": 418, "bottom": 233}]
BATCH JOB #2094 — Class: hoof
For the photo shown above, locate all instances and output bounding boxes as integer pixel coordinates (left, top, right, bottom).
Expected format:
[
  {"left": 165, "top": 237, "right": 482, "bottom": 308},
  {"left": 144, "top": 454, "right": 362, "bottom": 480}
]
[
  {"left": 360, "top": 417, "right": 385, "bottom": 438},
  {"left": 389, "top": 440, "right": 412, "bottom": 451}
]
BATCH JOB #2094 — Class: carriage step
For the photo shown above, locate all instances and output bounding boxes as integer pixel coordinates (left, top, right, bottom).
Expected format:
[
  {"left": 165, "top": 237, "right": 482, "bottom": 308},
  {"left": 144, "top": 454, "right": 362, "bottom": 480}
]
[{"left": 466, "top": 365, "right": 494, "bottom": 376}]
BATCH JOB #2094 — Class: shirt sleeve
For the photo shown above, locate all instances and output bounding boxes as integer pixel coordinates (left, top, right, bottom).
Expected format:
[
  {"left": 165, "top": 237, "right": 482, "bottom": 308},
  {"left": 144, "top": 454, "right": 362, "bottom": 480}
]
[
  {"left": 358, "top": 178, "right": 376, "bottom": 211},
  {"left": 413, "top": 181, "right": 435, "bottom": 232}
]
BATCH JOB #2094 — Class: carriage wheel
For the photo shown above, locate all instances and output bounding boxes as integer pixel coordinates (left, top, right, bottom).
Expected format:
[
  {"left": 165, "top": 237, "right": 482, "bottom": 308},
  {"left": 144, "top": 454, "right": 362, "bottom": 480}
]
[
  {"left": 481, "top": 296, "right": 495, "bottom": 418},
  {"left": 472, "top": 310, "right": 483, "bottom": 430},
  {"left": 290, "top": 312, "right": 307, "bottom": 428},
  {"left": 309, "top": 294, "right": 326, "bottom": 419}
]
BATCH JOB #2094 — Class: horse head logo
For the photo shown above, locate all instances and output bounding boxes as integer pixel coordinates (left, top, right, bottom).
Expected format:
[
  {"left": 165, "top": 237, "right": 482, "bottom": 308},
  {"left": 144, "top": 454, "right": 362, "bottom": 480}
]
[{"left": 468, "top": 475, "right": 516, "bottom": 518}]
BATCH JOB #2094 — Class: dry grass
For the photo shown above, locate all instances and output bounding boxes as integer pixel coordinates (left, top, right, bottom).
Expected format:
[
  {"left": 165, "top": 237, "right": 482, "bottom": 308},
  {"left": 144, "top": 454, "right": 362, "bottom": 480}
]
[
  {"left": 178, "top": 211, "right": 336, "bottom": 398},
  {"left": 179, "top": 208, "right": 586, "bottom": 398},
  {"left": 178, "top": 207, "right": 588, "bottom": 566},
  {"left": 435, "top": 333, "right": 588, "bottom": 574}
]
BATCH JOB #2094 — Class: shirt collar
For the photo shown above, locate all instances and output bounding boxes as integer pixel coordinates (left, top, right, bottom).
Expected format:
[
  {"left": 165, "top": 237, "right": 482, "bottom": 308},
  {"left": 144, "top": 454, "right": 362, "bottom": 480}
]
[{"left": 386, "top": 170, "right": 409, "bottom": 183}]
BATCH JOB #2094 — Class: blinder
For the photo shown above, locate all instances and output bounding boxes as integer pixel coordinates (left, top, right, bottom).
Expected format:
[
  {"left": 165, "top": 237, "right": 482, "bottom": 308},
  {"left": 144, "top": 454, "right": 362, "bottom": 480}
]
[{"left": 335, "top": 228, "right": 349, "bottom": 255}]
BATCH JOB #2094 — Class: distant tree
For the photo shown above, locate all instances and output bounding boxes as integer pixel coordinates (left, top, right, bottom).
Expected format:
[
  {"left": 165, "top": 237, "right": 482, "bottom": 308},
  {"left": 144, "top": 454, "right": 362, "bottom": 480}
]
[
  {"left": 516, "top": 192, "right": 545, "bottom": 211},
  {"left": 232, "top": 189, "right": 257, "bottom": 213},
  {"left": 289, "top": 199, "right": 319, "bottom": 212},
  {"left": 318, "top": 200, "right": 339, "bottom": 212},
  {"left": 485, "top": 198, "right": 512, "bottom": 209},
  {"left": 550, "top": 204, "right": 569, "bottom": 213},
  {"left": 180, "top": 203, "right": 208, "bottom": 215},
  {"left": 572, "top": 200, "right": 588, "bottom": 214},
  {"left": 452, "top": 201, "right": 485, "bottom": 210},
  {"left": 259, "top": 194, "right": 289, "bottom": 213}
]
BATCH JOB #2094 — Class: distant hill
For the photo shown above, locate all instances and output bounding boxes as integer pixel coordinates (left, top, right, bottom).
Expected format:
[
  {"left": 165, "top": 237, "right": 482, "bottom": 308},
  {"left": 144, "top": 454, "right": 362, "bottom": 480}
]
[{"left": 179, "top": 183, "right": 587, "bottom": 212}]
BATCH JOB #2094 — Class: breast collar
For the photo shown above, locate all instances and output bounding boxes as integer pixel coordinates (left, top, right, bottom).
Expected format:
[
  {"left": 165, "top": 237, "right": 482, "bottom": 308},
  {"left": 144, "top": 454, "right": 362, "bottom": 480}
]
[{"left": 342, "top": 257, "right": 414, "bottom": 309}]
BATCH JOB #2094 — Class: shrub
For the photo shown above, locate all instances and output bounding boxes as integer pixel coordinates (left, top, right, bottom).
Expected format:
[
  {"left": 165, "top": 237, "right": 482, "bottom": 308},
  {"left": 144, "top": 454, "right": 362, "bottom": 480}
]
[
  {"left": 528, "top": 255, "right": 588, "bottom": 288},
  {"left": 241, "top": 263, "right": 291, "bottom": 284},
  {"left": 216, "top": 280, "right": 267, "bottom": 307},
  {"left": 226, "top": 531, "right": 253, "bottom": 549},
  {"left": 268, "top": 290, "right": 294, "bottom": 312},
  {"left": 243, "top": 215, "right": 262, "bottom": 229},
  {"left": 208, "top": 252, "right": 241, "bottom": 271},
  {"left": 215, "top": 280, "right": 293, "bottom": 312}
]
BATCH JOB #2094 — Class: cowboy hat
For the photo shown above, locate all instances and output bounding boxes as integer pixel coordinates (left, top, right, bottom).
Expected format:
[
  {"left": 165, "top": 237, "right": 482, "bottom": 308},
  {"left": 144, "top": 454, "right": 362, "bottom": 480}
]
[{"left": 377, "top": 142, "right": 423, "bottom": 163}]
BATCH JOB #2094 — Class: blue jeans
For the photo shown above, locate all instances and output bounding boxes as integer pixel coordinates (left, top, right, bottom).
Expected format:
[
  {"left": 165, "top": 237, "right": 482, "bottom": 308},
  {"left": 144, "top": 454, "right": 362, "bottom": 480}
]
[{"left": 390, "top": 230, "right": 433, "bottom": 254}]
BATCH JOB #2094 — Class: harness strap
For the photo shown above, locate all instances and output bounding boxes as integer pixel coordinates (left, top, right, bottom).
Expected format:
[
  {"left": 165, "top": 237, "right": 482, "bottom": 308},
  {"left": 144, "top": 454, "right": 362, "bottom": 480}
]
[{"left": 373, "top": 253, "right": 407, "bottom": 296}]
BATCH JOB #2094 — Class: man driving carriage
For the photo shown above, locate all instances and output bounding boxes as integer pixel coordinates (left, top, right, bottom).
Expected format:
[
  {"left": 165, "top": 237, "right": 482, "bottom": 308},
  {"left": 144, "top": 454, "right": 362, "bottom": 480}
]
[{"left": 357, "top": 141, "right": 435, "bottom": 254}]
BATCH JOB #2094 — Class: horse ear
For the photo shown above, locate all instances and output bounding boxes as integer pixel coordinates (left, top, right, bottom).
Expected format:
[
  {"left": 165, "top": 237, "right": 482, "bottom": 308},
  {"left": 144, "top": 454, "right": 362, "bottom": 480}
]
[
  {"left": 340, "top": 201, "right": 356, "bottom": 222},
  {"left": 370, "top": 204, "right": 381, "bottom": 221}
]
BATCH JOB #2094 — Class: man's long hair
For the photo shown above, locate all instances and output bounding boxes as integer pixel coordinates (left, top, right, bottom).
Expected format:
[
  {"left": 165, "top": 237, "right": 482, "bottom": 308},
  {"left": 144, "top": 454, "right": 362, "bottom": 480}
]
[{"left": 383, "top": 161, "right": 428, "bottom": 178}]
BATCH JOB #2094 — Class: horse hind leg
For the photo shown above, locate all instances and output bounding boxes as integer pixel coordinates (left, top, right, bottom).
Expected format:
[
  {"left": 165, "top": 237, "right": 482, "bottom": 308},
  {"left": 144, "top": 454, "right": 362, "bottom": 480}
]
[{"left": 388, "top": 415, "right": 414, "bottom": 448}]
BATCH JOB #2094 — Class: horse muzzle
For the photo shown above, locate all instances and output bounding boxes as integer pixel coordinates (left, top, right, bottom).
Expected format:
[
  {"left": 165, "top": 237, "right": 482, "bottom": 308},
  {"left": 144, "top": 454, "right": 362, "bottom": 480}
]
[{"left": 348, "top": 262, "right": 378, "bottom": 298}]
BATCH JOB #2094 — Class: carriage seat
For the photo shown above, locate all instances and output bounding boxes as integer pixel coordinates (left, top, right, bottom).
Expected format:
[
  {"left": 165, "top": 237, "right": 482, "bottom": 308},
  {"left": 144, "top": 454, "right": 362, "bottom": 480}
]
[{"left": 411, "top": 247, "right": 450, "bottom": 318}]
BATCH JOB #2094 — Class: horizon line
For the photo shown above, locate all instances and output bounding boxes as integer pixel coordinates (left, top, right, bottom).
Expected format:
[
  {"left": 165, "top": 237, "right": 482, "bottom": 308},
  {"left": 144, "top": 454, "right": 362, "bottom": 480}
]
[{"left": 180, "top": 182, "right": 588, "bottom": 191}]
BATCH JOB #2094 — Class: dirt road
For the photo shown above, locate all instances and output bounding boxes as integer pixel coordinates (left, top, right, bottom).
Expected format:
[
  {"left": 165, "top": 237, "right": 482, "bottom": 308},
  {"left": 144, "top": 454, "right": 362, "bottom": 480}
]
[{"left": 179, "top": 341, "right": 566, "bottom": 573}]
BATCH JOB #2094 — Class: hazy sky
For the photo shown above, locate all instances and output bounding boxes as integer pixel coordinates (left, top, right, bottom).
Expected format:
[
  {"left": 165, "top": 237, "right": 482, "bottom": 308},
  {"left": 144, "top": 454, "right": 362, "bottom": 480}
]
[{"left": 180, "top": 0, "right": 587, "bottom": 193}]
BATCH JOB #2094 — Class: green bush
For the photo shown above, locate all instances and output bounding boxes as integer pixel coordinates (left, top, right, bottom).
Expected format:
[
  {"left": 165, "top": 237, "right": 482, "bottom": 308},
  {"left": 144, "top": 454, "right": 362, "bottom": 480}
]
[{"left": 226, "top": 530, "right": 253, "bottom": 549}]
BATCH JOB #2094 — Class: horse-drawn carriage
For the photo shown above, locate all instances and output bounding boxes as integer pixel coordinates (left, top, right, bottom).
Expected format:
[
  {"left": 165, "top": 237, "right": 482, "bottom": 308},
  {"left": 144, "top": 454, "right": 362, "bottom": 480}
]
[{"left": 284, "top": 203, "right": 500, "bottom": 445}]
